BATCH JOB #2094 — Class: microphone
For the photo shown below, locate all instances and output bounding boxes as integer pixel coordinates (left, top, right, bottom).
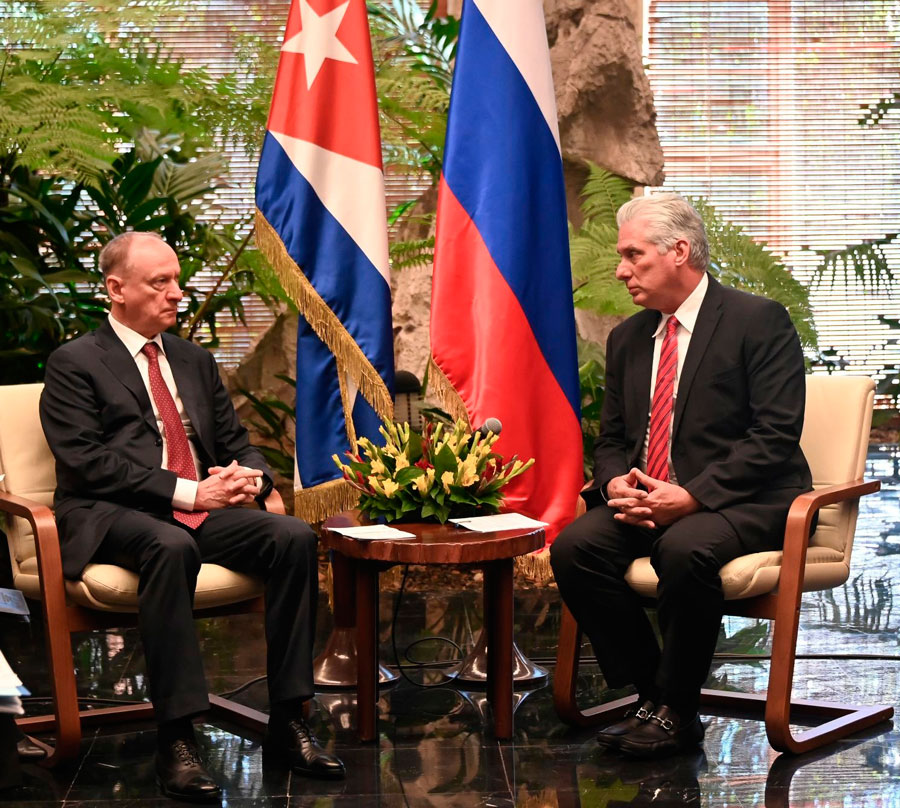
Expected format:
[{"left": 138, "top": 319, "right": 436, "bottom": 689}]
[{"left": 476, "top": 417, "right": 502, "bottom": 437}]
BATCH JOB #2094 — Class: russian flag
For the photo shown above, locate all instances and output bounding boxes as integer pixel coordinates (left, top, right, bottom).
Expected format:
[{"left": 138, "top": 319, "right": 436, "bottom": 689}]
[
  {"left": 430, "top": 0, "right": 583, "bottom": 555},
  {"left": 255, "top": 0, "right": 394, "bottom": 522}
]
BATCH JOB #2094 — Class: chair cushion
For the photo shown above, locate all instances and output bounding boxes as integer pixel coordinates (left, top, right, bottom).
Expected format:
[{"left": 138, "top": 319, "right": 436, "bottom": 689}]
[
  {"left": 625, "top": 545, "right": 847, "bottom": 600},
  {"left": 64, "top": 563, "right": 264, "bottom": 612}
]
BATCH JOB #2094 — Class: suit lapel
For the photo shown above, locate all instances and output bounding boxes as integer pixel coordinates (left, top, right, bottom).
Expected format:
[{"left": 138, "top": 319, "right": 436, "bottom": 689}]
[
  {"left": 626, "top": 311, "right": 657, "bottom": 455},
  {"left": 163, "top": 334, "right": 212, "bottom": 459},
  {"left": 95, "top": 321, "right": 158, "bottom": 436},
  {"left": 672, "top": 274, "right": 724, "bottom": 439}
]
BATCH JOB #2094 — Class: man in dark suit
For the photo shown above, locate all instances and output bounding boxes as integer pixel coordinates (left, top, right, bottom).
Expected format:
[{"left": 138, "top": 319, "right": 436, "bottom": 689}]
[
  {"left": 40, "top": 231, "right": 344, "bottom": 802},
  {"left": 550, "top": 194, "right": 811, "bottom": 759}
]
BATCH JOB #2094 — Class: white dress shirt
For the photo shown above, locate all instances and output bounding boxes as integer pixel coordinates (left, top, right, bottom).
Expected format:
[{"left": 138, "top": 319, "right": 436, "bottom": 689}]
[
  {"left": 639, "top": 272, "right": 710, "bottom": 483},
  {"left": 108, "top": 315, "right": 201, "bottom": 510}
]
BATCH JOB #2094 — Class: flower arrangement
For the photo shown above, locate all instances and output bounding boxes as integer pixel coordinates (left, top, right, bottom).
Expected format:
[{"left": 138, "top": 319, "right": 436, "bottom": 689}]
[{"left": 332, "top": 417, "right": 534, "bottom": 524}]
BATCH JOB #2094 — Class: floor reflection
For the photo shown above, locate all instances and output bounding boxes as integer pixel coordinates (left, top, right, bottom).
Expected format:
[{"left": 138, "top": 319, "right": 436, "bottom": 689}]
[{"left": 2, "top": 448, "right": 899, "bottom": 806}]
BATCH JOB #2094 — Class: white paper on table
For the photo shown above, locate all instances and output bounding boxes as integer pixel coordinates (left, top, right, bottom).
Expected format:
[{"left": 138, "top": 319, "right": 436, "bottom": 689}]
[
  {"left": 329, "top": 525, "right": 417, "bottom": 540},
  {"left": 449, "top": 513, "right": 549, "bottom": 532}
]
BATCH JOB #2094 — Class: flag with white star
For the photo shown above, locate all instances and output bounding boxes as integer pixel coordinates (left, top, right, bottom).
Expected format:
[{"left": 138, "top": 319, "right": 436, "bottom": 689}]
[{"left": 255, "top": 0, "right": 394, "bottom": 522}]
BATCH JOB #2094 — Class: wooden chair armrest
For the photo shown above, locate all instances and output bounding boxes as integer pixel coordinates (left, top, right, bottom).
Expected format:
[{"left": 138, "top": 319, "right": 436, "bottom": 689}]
[
  {"left": 0, "top": 490, "right": 63, "bottom": 574},
  {"left": 262, "top": 487, "right": 286, "bottom": 515},
  {"left": 782, "top": 479, "right": 880, "bottom": 560},
  {"left": 774, "top": 477, "right": 880, "bottom": 630},
  {"left": 0, "top": 490, "right": 69, "bottom": 622}
]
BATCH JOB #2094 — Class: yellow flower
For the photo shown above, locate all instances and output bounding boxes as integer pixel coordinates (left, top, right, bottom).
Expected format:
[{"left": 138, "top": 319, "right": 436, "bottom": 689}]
[
  {"left": 395, "top": 454, "right": 409, "bottom": 471},
  {"left": 414, "top": 473, "right": 431, "bottom": 494},
  {"left": 459, "top": 455, "right": 479, "bottom": 487},
  {"left": 382, "top": 479, "right": 399, "bottom": 498},
  {"left": 441, "top": 470, "right": 455, "bottom": 493},
  {"left": 370, "top": 458, "right": 386, "bottom": 476}
]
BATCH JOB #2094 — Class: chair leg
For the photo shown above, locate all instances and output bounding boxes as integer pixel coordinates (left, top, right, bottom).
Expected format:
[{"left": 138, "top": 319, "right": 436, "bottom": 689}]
[
  {"left": 207, "top": 695, "right": 270, "bottom": 734},
  {"left": 762, "top": 593, "right": 893, "bottom": 753},
  {"left": 553, "top": 604, "right": 636, "bottom": 727},
  {"left": 699, "top": 600, "right": 894, "bottom": 754},
  {"left": 16, "top": 591, "right": 83, "bottom": 766}
]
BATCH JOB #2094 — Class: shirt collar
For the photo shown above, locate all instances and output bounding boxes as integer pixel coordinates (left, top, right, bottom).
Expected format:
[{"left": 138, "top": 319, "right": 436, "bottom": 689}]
[
  {"left": 651, "top": 272, "right": 709, "bottom": 337},
  {"left": 108, "top": 314, "right": 164, "bottom": 359}
]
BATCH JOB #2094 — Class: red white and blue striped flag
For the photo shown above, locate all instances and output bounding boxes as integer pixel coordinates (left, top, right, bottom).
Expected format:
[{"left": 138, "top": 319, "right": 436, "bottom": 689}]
[
  {"left": 255, "top": 0, "right": 394, "bottom": 521},
  {"left": 430, "top": 0, "right": 583, "bottom": 554}
]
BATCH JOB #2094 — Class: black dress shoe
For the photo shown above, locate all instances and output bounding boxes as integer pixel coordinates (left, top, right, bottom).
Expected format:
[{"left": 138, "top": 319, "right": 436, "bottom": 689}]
[
  {"left": 618, "top": 705, "right": 704, "bottom": 759},
  {"left": 156, "top": 738, "right": 222, "bottom": 803},
  {"left": 264, "top": 718, "right": 345, "bottom": 780},
  {"left": 17, "top": 735, "right": 47, "bottom": 761},
  {"left": 596, "top": 699, "right": 655, "bottom": 750}
]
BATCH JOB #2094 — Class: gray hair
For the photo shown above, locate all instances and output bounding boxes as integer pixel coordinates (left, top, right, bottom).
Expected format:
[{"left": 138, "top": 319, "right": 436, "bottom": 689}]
[
  {"left": 616, "top": 193, "right": 710, "bottom": 271},
  {"left": 99, "top": 231, "right": 166, "bottom": 279}
]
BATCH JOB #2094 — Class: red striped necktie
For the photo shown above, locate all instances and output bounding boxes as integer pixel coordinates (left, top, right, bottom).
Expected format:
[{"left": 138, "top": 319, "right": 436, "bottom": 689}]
[
  {"left": 141, "top": 343, "right": 208, "bottom": 529},
  {"left": 646, "top": 316, "right": 679, "bottom": 483}
]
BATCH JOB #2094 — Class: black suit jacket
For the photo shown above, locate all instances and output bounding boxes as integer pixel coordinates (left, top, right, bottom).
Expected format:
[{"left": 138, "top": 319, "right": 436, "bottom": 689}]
[
  {"left": 584, "top": 275, "right": 812, "bottom": 548},
  {"left": 39, "top": 320, "right": 273, "bottom": 578}
]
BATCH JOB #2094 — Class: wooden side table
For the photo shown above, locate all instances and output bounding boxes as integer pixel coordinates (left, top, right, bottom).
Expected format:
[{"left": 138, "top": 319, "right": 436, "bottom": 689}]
[{"left": 320, "top": 512, "right": 544, "bottom": 741}]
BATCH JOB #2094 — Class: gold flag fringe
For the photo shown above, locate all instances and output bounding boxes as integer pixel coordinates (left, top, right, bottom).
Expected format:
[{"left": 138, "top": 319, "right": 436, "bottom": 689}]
[
  {"left": 255, "top": 210, "right": 394, "bottom": 423},
  {"left": 295, "top": 479, "right": 360, "bottom": 525},
  {"left": 515, "top": 548, "right": 555, "bottom": 585},
  {"left": 427, "top": 358, "right": 469, "bottom": 424}
]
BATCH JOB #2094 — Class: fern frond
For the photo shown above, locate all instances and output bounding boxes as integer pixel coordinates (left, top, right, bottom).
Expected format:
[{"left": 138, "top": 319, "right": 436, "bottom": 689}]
[
  {"left": 389, "top": 237, "right": 435, "bottom": 270},
  {"left": 580, "top": 163, "right": 635, "bottom": 222}
]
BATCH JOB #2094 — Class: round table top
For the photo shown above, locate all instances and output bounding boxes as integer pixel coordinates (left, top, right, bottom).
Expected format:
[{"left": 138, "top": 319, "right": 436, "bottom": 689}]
[{"left": 320, "top": 511, "right": 545, "bottom": 565}]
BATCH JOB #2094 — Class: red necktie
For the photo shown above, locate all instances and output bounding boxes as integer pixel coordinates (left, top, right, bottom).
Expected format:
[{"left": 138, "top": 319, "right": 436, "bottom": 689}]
[
  {"left": 646, "top": 316, "right": 679, "bottom": 483},
  {"left": 141, "top": 343, "right": 208, "bottom": 528}
]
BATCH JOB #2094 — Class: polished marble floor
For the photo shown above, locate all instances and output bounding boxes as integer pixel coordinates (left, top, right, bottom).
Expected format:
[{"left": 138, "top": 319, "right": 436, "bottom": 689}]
[{"left": 2, "top": 447, "right": 900, "bottom": 806}]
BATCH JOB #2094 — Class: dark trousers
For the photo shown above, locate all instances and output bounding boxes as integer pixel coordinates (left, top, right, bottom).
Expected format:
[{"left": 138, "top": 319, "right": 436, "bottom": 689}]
[
  {"left": 96, "top": 508, "right": 318, "bottom": 724},
  {"left": 550, "top": 504, "right": 761, "bottom": 716}
]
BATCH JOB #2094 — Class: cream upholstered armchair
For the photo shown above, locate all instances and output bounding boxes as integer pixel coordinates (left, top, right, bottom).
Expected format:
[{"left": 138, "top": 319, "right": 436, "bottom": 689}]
[
  {"left": 0, "top": 383, "right": 277, "bottom": 766},
  {"left": 554, "top": 375, "right": 894, "bottom": 754}
]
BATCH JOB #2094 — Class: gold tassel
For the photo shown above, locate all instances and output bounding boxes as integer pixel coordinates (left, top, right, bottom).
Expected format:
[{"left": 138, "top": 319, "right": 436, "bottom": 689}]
[
  {"left": 427, "top": 358, "right": 469, "bottom": 424},
  {"left": 255, "top": 210, "right": 394, "bottom": 423},
  {"left": 295, "top": 479, "right": 360, "bottom": 524},
  {"left": 515, "top": 549, "right": 555, "bottom": 585}
]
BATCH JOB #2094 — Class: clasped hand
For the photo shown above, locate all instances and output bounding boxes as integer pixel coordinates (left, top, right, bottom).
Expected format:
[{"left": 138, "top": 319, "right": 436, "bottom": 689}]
[
  {"left": 606, "top": 468, "right": 700, "bottom": 529},
  {"left": 194, "top": 460, "right": 262, "bottom": 510}
]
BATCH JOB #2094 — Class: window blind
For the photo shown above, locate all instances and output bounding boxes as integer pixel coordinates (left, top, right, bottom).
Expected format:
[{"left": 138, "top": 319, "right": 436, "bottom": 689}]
[{"left": 646, "top": 1, "right": 900, "bottom": 393}]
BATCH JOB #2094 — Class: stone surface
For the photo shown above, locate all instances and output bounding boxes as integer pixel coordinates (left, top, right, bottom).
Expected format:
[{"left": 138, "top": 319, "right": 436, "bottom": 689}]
[{"left": 548, "top": 0, "right": 665, "bottom": 222}]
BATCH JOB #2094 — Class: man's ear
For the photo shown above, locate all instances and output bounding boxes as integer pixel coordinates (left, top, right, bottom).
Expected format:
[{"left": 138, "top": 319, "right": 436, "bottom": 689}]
[
  {"left": 105, "top": 274, "right": 125, "bottom": 304},
  {"left": 672, "top": 237, "right": 692, "bottom": 267}
]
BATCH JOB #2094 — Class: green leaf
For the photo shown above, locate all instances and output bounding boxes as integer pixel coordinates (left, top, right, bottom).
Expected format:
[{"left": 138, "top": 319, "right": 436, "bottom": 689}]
[
  {"left": 432, "top": 443, "right": 456, "bottom": 479},
  {"left": 395, "top": 466, "right": 424, "bottom": 486}
]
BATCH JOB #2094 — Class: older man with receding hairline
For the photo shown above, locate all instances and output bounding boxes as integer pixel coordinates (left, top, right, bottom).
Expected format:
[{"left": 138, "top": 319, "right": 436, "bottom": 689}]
[{"left": 40, "top": 231, "right": 345, "bottom": 802}]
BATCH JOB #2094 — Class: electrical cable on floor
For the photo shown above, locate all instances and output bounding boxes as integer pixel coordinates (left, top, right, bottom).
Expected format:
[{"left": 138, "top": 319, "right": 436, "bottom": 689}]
[
  {"left": 390, "top": 564, "right": 465, "bottom": 688},
  {"left": 216, "top": 675, "right": 268, "bottom": 700}
]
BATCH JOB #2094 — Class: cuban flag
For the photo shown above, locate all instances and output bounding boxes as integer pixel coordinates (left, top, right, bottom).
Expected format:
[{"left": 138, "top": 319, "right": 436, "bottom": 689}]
[
  {"left": 255, "top": 0, "right": 394, "bottom": 522},
  {"left": 430, "top": 0, "right": 583, "bottom": 557}
]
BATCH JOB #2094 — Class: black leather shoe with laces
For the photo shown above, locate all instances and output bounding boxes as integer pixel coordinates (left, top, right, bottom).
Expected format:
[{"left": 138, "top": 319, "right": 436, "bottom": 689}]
[
  {"left": 155, "top": 738, "right": 222, "bottom": 803},
  {"left": 596, "top": 699, "right": 655, "bottom": 750},
  {"left": 264, "top": 717, "right": 345, "bottom": 780},
  {"left": 618, "top": 704, "right": 705, "bottom": 759}
]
